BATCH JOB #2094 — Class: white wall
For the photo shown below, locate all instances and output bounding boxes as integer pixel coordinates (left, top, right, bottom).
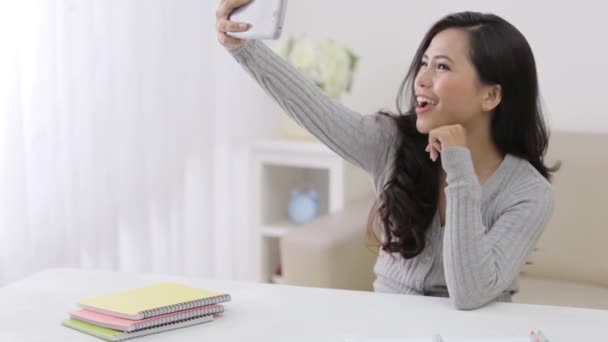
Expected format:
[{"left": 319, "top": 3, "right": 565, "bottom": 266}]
[{"left": 267, "top": 0, "right": 608, "bottom": 133}]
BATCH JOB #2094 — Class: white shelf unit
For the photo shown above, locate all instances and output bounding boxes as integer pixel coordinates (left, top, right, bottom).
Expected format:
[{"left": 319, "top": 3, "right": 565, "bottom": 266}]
[{"left": 249, "top": 139, "right": 372, "bottom": 284}]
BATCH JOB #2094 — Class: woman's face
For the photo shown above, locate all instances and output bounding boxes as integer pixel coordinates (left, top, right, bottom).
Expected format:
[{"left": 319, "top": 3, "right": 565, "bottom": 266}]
[{"left": 413, "top": 28, "right": 492, "bottom": 134}]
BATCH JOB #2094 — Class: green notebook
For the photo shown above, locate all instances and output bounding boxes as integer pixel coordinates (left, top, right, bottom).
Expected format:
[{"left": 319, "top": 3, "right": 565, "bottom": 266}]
[
  {"left": 78, "top": 282, "right": 231, "bottom": 319},
  {"left": 62, "top": 315, "right": 214, "bottom": 341}
]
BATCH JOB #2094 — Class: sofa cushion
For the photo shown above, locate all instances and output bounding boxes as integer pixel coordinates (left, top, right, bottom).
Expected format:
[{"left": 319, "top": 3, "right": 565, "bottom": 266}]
[{"left": 521, "top": 132, "right": 608, "bottom": 286}]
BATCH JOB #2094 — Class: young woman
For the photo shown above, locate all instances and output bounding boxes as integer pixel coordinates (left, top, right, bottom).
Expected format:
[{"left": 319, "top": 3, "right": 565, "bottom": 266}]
[{"left": 216, "top": 0, "right": 559, "bottom": 310}]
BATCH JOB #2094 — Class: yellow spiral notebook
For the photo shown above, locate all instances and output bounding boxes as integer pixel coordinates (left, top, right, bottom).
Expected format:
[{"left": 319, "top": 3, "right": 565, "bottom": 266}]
[{"left": 78, "top": 282, "right": 231, "bottom": 320}]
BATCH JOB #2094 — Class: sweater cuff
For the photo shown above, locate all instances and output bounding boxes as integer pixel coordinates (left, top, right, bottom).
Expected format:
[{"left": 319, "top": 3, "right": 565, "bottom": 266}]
[
  {"left": 224, "top": 39, "right": 259, "bottom": 56},
  {"left": 440, "top": 146, "right": 479, "bottom": 186}
]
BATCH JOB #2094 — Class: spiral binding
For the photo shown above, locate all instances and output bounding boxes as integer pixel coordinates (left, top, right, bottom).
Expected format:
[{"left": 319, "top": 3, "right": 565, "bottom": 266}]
[
  {"left": 134, "top": 304, "right": 224, "bottom": 331},
  {"left": 118, "top": 315, "right": 214, "bottom": 340},
  {"left": 141, "top": 293, "right": 231, "bottom": 318}
]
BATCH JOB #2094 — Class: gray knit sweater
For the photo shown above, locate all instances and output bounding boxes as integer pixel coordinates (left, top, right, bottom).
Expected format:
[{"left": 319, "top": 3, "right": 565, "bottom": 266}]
[{"left": 226, "top": 40, "right": 554, "bottom": 310}]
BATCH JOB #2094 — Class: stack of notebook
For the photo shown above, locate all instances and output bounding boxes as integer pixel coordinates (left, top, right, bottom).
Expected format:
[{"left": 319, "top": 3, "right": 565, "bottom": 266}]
[{"left": 62, "top": 282, "right": 231, "bottom": 341}]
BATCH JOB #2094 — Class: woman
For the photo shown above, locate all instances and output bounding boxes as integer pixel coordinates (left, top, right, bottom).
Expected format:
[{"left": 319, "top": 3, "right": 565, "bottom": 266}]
[{"left": 216, "top": 0, "right": 558, "bottom": 310}]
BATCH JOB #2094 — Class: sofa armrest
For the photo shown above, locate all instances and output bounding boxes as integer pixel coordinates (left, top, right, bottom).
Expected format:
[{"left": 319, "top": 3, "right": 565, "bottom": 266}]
[{"left": 279, "top": 197, "right": 378, "bottom": 291}]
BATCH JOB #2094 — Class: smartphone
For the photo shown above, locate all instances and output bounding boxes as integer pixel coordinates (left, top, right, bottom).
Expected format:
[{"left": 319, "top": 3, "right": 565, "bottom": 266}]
[{"left": 227, "top": 0, "right": 288, "bottom": 40}]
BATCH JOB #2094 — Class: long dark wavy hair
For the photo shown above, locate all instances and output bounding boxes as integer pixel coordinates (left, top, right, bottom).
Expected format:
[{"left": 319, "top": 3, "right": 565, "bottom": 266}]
[{"left": 367, "top": 12, "right": 560, "bottom": 259}]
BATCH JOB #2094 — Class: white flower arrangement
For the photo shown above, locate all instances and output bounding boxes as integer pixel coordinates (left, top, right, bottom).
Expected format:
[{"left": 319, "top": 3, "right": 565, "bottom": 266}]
[{"left": 273, "top": 36, "right": 359, "bottom": 99}]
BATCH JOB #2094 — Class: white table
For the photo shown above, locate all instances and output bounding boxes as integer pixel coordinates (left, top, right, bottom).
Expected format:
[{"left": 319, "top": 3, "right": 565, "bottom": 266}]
[{"left": 0, "top": 268, "right": 605, "bottom": 341}]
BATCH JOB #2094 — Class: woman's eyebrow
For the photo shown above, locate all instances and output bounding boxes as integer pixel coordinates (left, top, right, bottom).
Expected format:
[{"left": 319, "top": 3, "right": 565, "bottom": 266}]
[{"left": 422, "top": 54, "right": 455, "bottom": 63}]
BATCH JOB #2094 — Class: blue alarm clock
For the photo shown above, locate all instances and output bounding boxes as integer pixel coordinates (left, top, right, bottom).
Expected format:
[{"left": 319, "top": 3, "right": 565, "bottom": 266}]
[{"left": 288, "top": 188, "right": 320, "bottom": 224}]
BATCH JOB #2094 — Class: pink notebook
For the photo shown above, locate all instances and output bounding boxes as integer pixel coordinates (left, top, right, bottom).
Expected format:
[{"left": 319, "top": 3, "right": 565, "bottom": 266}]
[{"left": 70, "top": 304, "right": 224, "bottom": 332}]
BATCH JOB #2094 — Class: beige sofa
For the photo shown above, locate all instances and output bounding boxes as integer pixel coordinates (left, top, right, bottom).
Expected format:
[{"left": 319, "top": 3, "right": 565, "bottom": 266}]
[{"left": 279, "top": 131, "right": 608, "bottom": 310}]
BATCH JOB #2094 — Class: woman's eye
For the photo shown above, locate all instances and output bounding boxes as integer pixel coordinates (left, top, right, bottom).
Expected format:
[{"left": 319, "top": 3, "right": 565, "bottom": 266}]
[
  {"left": 420, "top": 61, "right": 428, "bottom": 67},
  {"left": 438, "top": 63, "right": 450, "bottom": 71}
]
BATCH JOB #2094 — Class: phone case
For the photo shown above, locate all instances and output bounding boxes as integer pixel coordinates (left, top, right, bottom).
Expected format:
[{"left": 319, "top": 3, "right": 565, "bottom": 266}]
[{"left": 227, "top": 0, "right": 287, "bottom": 40}]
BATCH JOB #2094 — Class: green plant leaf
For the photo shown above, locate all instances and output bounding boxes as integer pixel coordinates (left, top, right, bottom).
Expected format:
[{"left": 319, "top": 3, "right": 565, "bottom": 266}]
[
  {"left": 285, "top": 36, "right": 295, "bottom": 57},
  {"left": 348, "top": 50, "right": 359, "bottom": 70}
]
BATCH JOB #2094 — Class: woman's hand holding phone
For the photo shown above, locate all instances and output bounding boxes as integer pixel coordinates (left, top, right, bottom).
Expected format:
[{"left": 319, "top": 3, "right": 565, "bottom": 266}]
[{"left": 216, "top": 0, "right": 253, "bottom": 48}]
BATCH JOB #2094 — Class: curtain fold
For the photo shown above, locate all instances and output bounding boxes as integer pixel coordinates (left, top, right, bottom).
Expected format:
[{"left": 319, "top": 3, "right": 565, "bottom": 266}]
[{"left": 0, "top": 0, "right": 225, "bottom": 285}]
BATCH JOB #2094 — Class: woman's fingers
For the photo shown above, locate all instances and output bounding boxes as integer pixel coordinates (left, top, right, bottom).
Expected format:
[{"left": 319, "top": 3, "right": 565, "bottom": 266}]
[
  {"left": 216, "top": 18, "right": 251, "bottom": 33},
  {"left": 426, "top": 137, "right": 443, "bottom": 161},
  {"left": 425, "top": 144, "right": 438, "bottom": 161},
  {"left": 215, "top": 0, "right": 253, "bottom": 47},
  {"left": 432, "top": 141, "right": 442, "bottom": 153}
]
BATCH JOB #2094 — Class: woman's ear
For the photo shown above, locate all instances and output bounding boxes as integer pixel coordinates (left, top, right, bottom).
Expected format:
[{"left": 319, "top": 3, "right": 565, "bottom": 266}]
[{"left": 482, "top": 84, "right": 502, "bottom": 112}]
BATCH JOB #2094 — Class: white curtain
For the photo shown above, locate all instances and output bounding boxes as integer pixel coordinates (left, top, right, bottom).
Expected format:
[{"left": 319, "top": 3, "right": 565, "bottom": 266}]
[{"left": 0, "top": 0, "right": 236, "bottom": 285}]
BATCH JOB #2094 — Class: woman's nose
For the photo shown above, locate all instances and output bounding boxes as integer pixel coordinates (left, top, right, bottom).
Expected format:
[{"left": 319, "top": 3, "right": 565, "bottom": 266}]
[{"left": 415, "top": 69, "right": 432, "bottom": 88}]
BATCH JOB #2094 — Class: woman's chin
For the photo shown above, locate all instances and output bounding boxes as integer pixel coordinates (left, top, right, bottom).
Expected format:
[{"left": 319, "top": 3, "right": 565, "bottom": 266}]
[{"left": 415, "top": 117, "right": 433, "bottom": 134}]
